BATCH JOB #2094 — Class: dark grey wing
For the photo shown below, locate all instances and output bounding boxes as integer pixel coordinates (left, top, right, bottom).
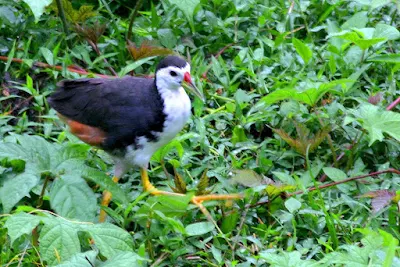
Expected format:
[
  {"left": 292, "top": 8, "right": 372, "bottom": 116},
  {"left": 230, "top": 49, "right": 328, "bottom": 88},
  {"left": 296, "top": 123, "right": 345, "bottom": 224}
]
[{"left": 48, "top": 76, "right": 166, "bottom": 150}]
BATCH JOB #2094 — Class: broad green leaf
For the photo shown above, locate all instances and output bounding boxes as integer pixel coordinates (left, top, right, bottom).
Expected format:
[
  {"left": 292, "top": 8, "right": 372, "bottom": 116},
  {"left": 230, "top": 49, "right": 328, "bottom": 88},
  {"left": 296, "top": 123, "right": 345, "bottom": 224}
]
[
  {"left": 350, "top": 103, "right": 400, "bottom": 145},
  {"left": 322, "top": 229, "right": 400, "bottom": 266},
  {"left": 221, "top": 211, "right": 239, "bottom": 234},
  {"left": 55, "top": 251, "right": 98, "bottom": 267},
  {"left": 231, "top": 169, "right": 263, "bottom": 187},
  {"left": 4, "top": 212, "right": 41, "bottom": 244},
  {"left": 152, "top": 139, "right": 184, "bottom": 162},
  {"left": 353, "top": 37, "right": 386, "bottom": 49},
  {"left": 292, "top": 38, "right": 312, "bottom": 64},
  {"left": 157, "top": 28, "right": 177, "bottom": 49},
  {"left": 371, "top": 0, "right": 391, "bottom": 9},
  {"left": 272, "top": 172, "right": 296, "bottom": 185},
  {"left": 323, "top": 167, "right": 350, "bottom": 193},
  {"left": 0, "top": 167, "right": 39, "bottom": 212},
  {"left": 39, "top": 218, "right": 81, "bottom": 266},
  {"left": 40, "top": 47, "right": 54, "bottom": 65},
  {"left": 135, "top": 195, "right": 191, "bottom": 220},
  {"left": 14, "top": 135, "right": 59, "bottom": 170},
  {"left": 260, "top": 250, "right": 321, "bottom": 267},
  {"left": 374, "top": 24, "right": 400, "bottom": 41},
  {"left": 342, "top": 64, "right": 371, "bottom": 94},
  {"left": 81, "top": 223, "right": 133, "bottom": 258},
  {"left": 168, "top": 0, "right": 200, "bottom": 31},
  {"left": 99, "top": 252, "right": 144, "bottom": 267},
  {"left": 232, "top": 125, "right": 247, "bottom": 144},
  {"left": 234, "top": 89, "right": 253, "bottom": 106},
  {"left": 368, "top": 54, "right": 400, "bottom": 63},
  {"left": 50, "top": 175, "right": 97, "bottom": 222},
  {"left": 379, "top": 229, "right": 399, "bottom": 267},
  {"left": 211, "top": 245, "right": 223, "bottom": 264},
  {"left": 82, "top": 168, "right": 128, "bottom": 204},
  {"left": 266, "top": 184, "right": 297, "bottom": 197},
  {"left": 185, "top": 221, "right": 215, "bottom": 236},
  {"left": 342, "top": 11, "right": 368, "bottom": 30},
  {"left": 285, "top": 198, "right": 302, "bottom": 213},
  {"left": 22, "top": 0, "right": 52, "bottom": 22},
  {"left": 333, "top": 31, "right": 386, "bottom": 49},
  {"left": 260, "top": 86, "right": 330, "bottom": 107},
  {"left": 0, "top": 142, "right": 29, "bottom": 161},
  {"left": 323, "top": 167, "right": 347, "bottom": 181},
  {"left": 51, "top": 144, "right": 89, "bottom": 171},
  {"left": 0, "top": 6, "right": 17, "bottom": 24},
  {"left": 118, "top": 57, "right": 155, "bottom": 77}
]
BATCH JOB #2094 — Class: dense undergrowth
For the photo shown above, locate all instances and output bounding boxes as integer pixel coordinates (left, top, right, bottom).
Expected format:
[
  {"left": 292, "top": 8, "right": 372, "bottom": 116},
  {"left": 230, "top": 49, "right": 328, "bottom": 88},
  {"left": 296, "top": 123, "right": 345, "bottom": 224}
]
[{"left": 1, "top": 0, "right": 400, "bottom": 266}]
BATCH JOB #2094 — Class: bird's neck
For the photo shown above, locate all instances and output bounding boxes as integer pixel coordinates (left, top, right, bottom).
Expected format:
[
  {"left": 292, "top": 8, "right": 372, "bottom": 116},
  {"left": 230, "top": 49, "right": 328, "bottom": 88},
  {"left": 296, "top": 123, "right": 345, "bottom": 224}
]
[{"left": 155, "top": 76, "right": 181, "bottom": 92}]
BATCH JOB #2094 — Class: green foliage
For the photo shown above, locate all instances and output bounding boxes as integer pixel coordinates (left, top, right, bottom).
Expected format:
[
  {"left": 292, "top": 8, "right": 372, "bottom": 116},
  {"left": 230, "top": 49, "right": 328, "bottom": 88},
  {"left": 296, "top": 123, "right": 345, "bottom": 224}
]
[
  {"left": 50, "top": 0, "right": 97, "bottom": 23},
  {"left": 4, "top": 212, "right": 139, "bottom": 266},
  {"left": 346, "top": 103, "right": 400, "bottom": 145},
  {"left": 1, "top": 0, "right": 400, "bottom": 266},
  {"left": 22, "top": 0, "right": 52, "bottom": 22}
]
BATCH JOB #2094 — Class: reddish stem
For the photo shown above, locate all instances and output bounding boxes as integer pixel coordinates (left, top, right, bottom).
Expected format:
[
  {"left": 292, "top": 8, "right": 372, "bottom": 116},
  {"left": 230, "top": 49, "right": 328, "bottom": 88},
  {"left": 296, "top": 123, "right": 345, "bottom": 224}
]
[
  {"left": 287, "top": 168, "right": 400, "bottom": 197},
  {"left": 245, "top": 168, "right": 400, "bottom": 209},
  {"left": 0, "top": 56, "right": 112, "bottom": 78},
  {"left": 386, "top": 96, "right": 400, "bottom": 111},
  {"left": 201, "top": 43, "right": 235, "bottom": 81}
]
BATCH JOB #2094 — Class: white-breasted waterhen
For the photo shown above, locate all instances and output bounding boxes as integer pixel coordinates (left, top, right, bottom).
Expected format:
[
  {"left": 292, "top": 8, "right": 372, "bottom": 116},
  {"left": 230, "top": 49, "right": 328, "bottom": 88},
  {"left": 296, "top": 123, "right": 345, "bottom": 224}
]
[{"left": 48, "top": 55, "right": 241, "bottom": 222}]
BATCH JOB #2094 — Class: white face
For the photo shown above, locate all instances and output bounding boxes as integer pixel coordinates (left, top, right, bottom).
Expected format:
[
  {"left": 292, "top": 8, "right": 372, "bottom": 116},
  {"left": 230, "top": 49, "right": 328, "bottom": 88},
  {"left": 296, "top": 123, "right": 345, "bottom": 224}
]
[{"left": 155, "top": 63, "right": 191, "bottom": 90}]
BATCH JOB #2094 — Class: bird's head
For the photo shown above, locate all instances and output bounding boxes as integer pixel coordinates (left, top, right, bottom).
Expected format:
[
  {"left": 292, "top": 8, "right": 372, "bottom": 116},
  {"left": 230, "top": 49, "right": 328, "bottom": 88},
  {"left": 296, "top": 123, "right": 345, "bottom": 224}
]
[{"left": 155, "top": 56, "right": 204, "bottom": 100}]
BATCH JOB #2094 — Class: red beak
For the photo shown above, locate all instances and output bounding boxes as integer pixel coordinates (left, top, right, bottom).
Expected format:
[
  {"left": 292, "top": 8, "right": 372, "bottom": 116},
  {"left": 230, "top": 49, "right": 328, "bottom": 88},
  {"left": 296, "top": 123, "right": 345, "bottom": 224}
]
[
  {"left": 183, "top": 72, "right": 204, "bottom": 100},
  {"left": 184, "top": 72, "right": 193, "bottom": 84}
]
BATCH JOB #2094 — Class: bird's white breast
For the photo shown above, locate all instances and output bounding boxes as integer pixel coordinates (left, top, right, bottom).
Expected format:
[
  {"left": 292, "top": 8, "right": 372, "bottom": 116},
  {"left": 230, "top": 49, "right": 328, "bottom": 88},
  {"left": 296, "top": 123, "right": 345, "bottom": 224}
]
[
  {"left": 123, "top": 87, "right": 191, "bottom": 169},
  {"left": 160, "top": 87, "right": 191, "bottom": 140}
]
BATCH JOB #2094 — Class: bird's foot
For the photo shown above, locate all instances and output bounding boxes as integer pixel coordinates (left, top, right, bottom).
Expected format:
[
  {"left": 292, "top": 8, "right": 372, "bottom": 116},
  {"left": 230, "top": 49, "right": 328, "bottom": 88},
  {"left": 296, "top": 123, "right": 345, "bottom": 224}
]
[
  {"left": 190, "top": 193, "right": 243, "bottom": 204},
  {"left": 99, "top": 176, "right": 120, "bottom": 223}
]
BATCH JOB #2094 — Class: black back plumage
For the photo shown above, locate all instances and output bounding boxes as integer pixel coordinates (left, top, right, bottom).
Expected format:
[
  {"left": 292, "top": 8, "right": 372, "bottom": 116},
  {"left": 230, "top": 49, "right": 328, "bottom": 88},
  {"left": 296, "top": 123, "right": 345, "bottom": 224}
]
[{"left": 48, "top": 76, "right": 166, "bottom": 151}]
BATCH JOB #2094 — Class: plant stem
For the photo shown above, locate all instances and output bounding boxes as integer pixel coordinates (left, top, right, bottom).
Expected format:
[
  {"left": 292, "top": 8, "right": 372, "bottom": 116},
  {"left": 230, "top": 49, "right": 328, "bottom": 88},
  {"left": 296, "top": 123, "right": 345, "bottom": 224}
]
[
  {"left": 37, "top": 174, "right": 52, "bottom": 208},
  {"left": 87, "top": 40, "right": 118, "bottom": 76},
  {"left": 55, "top": 0, "right": 71, "bottom": 48},
  {"left": 387, "top": 96, "right": 400, "bottom": 111},
  {"left": 287, "top": 168, "right": 400, "bottom": 197},
  {"left": 0, "top": 56, "right": 112, "bottom": 78},
  {"left": 126, "top": 0, "right": 144, "bottom": 41}
]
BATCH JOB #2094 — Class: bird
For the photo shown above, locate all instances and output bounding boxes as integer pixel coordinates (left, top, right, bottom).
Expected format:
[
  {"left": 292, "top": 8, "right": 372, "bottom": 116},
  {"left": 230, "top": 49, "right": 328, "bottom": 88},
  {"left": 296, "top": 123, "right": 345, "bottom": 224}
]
[{"left": 48, "top": 55, "right": 241, "bottom": 222}]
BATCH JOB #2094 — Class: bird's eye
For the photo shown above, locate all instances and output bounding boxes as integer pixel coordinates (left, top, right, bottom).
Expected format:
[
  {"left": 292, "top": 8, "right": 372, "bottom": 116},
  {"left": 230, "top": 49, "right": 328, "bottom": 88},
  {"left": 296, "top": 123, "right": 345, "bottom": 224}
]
[{"left": 170, "top": 71, "right": 177, "bottom": 77}]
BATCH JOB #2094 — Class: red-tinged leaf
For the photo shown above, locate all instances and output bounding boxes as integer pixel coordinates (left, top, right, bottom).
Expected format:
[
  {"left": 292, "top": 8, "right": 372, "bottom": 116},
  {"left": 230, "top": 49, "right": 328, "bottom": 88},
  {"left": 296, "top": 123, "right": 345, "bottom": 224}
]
[
  {"left": 127, "top": 40, "right": 174, "bottom": 61},
  {"left": 74, "top": 22, "right": 106, "bottom": 44},
  {"left": 360, "top": 190, "right": 396, "bottom": 213}
]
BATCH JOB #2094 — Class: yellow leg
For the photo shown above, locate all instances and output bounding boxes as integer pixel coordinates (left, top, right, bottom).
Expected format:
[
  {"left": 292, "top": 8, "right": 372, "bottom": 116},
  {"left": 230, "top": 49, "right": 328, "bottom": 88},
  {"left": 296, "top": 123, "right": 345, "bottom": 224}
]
[
  {"left": 99, "top": 168, "right": 242, "bottom": 222},
  {"left": 99, "top": 176, "right": 119, "bottom": 223},
  {"left": 140, "top": 168, "right": 185, "bottom": 197},
  {"left": 140, "top": 168, "right": 242, "bottom": 208}
]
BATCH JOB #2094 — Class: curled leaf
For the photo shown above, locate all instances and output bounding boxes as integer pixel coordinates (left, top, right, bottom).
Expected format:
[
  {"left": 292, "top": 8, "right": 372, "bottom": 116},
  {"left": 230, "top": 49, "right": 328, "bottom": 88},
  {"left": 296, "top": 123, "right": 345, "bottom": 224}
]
[{"left": 127, "top": 40, "right": 174, "bottom": 61}]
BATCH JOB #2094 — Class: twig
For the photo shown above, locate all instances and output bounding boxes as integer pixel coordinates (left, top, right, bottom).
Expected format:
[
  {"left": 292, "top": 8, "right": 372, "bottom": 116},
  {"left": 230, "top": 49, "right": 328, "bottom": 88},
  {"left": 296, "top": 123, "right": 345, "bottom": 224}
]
[
  {"left": 55, "top": 0, "right": 71, "bottom": 48},
  {"left": 87, "top": 40, "right": 118, "bottom": 76},
  {"left": 201, "top": 43, "right": 235, "bottom": 81},
  {"left": 231, "top": 205, "right": 249, "bottom": 260},
  {"left": 0, "top": 56, "right": 112, "bottom": 78},
  {"left": 3, "top": 96, "right": 34, "bottom": 116},
  {"left": 319, "top": 152, "right": 345, "bottom": 182},
  {"left": 386, "top": 96, "right": 400, "bottom": 111},
  {"left": 287, "top": 168, "right": 400, "bottom": 197},
  {"left": 150, "top": 252, "right": 170, "bottom": 267},
  {"left": 246, "top": 200, "right": 269, "bottom": 209},
  {"left": 37, "top": 174, "right": 52, "bottom": 208},
  {"left": 245, "top": 168, "right": 400, "bottom": 208},
  {"left": 17, "top": 244, "right": 29, "bottom": 267},
  {"left": 126, "top": 0, "right": 144, "bottom": 41}
]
